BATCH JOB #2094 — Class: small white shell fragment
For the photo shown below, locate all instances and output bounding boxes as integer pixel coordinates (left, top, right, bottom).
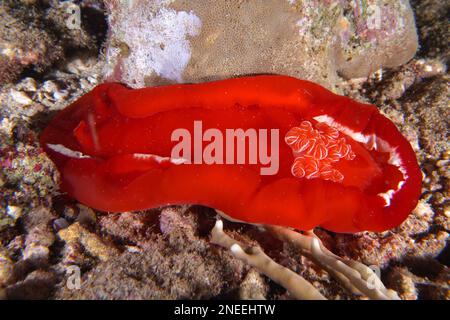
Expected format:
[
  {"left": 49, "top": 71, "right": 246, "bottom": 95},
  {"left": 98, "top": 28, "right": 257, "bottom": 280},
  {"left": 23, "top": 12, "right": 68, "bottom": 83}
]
[
  {"left": 0, "top": 118, "right": 14, "bottom": 136},
  {"left": 126, "top": 246, "right": 141, "bottom": 253},
  {"left": 20, "top": 77, "right": 38, "bottom": 92},
  {"left": 10, "top": 89, "right": 33, "bottom": 105},
  {"left": 53, "top": 90, "right": 69, "bottom": 101},
  {"left": 6, "top": 205, "right": 23, "bottom": 220},
  {"left": 41, "top": 80, "right": 59, "bottom": 93}
]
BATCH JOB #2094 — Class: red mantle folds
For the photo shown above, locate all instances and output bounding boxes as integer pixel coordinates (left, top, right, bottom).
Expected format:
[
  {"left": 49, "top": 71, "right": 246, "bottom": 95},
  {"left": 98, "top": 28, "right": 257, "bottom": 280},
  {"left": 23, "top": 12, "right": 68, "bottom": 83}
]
[{"left": 40, "top": 75, "right": 422, "bottom": 233}]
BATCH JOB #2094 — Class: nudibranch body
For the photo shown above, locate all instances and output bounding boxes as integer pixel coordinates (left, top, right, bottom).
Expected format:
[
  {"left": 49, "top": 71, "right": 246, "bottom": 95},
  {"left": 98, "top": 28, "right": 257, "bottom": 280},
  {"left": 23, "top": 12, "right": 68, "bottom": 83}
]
[{"left": 40, "top": 76, "right": 421, "bottom": 233}]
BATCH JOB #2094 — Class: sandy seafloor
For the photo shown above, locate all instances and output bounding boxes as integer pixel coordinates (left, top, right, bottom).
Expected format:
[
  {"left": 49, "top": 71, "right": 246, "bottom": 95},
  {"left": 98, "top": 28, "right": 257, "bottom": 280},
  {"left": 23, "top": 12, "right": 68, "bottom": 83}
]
[{"left": 0, "top": 0, "right": 448, "bottom": 299}]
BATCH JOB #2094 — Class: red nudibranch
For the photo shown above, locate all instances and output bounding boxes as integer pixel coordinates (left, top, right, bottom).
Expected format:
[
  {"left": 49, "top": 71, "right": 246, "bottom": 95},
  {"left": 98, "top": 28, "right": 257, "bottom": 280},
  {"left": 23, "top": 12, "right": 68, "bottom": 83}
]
[{"left": 40, "top": 75, "right": 421, "bottom": 233}]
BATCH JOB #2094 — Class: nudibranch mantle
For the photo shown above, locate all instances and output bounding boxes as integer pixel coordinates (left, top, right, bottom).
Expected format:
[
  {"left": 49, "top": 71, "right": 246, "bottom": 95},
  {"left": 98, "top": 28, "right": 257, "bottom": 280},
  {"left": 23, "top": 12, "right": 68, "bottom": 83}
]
[
  {"left": 308, "top": 115, "right": 410, "bottom": 208},
  {"left": 40, "top": 75, "right": 422, "bottom": 233}
]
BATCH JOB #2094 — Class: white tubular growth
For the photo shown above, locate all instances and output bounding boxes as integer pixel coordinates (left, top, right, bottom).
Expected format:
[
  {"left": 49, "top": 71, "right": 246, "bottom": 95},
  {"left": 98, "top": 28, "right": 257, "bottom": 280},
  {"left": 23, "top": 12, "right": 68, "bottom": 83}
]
[
  {"left": 211, "top": 212, "right": 401, "bottom": 300},
  {"left": 210, "top": 220, "right": 326, "bottom": 300},
  {"left": 266, "top": 226, "right": 401, "bottom": 300}
]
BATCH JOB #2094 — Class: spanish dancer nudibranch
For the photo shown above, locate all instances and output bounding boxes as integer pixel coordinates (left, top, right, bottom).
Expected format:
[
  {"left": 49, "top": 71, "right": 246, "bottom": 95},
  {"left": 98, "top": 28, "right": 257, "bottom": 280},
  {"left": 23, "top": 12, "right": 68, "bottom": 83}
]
[
  {"left": 41, "top": 75, "right": 422, "bottom": 234},
  {"left": 41, "top": 75, "right": 424, "bottom": 299}
]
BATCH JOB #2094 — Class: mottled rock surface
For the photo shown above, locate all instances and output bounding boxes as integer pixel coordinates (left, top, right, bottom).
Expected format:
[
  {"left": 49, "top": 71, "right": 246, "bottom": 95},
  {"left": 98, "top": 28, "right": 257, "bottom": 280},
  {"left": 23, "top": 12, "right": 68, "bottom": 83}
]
[
  {"left": 103, "top": 0, "right": 418, "bottom": 89},
  {"left": 0, "top": 0, "right": 448, "bottom": 300},
  {"left": 0, "top": 0, "right": 106, "bottom": 85}
]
